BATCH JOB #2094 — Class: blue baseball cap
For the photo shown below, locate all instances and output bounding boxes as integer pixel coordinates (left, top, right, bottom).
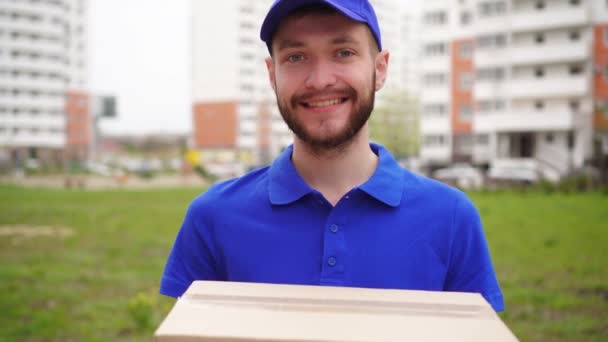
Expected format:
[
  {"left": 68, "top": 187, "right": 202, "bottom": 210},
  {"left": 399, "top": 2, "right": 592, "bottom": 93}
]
[{"left": 260, "top": 0, "right": 382, "bottom": 53}]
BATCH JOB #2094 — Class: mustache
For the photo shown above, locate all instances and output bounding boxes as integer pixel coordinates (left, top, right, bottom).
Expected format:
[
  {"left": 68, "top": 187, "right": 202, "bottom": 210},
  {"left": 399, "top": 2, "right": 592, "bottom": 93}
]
[{"left": 291, "top": 88, "right": 357, "bottom": 106}]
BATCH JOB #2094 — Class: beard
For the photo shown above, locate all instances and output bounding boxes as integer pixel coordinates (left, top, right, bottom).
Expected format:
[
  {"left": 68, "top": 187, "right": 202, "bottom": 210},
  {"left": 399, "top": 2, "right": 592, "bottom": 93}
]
[{"left": 274, "top": 73, "right": 376, "bottom": 154}]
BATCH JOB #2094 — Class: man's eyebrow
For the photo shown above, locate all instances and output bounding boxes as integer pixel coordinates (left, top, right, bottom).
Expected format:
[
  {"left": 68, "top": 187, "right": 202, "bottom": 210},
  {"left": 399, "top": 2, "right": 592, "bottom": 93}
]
[
  {"left": 276, "top": 35, "right": 361, "bottom": 52},
  {"left": 277, "top": 39, "right": 305, "bottom": 51},
  {"left": 330, "top": 35, "right": 360, "bottom": 45}
]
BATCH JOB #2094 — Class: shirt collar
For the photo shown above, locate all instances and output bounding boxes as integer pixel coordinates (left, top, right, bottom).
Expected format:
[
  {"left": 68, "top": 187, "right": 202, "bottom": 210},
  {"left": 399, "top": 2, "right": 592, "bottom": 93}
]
[
  {"left": 268, "top": 145, "right": 315, "bottom": 205},
  {"left": 358, "top": 143, "right": 404, "bottom": 207},
  {"left": 268, "top": 143, "right": 406, "bottom": 207}
]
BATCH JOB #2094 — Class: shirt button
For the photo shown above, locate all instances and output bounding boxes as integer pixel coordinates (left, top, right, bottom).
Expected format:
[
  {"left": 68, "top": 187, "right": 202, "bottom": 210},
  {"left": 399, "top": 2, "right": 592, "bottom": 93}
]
[
  {"left": 327, "top": 257, "right": 337, "bottom": 266},
  {"left": 330, "top": 224, "right": 338, "bottom": 233}
]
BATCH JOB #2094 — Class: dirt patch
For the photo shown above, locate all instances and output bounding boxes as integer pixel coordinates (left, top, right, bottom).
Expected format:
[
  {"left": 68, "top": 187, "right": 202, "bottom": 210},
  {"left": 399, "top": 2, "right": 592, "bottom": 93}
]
[
  {"left": 0, "top": 224, "right": 74, "bottom": 244},
  {"left": 576, "top": 287, "right": 608, "bottom": 301}
]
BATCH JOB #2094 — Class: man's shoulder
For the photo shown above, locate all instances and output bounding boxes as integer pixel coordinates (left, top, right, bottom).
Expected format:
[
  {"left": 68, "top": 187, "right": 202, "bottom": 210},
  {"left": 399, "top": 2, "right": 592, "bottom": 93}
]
[
  {"left": 190, "top": 166, "right": 271, "bottom": 211},
  {"left": 400, "top": 168, "right": 470, "bottom": 205}
]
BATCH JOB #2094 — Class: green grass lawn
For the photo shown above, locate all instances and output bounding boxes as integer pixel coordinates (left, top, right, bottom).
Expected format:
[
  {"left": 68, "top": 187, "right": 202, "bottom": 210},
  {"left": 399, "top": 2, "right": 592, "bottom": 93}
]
[{"left": 0, "top": 185, "right": 606, "bottom": 341}]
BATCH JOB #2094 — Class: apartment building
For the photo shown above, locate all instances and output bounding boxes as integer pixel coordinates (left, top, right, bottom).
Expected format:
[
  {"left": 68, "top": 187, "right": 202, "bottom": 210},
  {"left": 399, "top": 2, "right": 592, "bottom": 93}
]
[
  {"left": 191, "top": 0, "right": 406, "bottom": 175},
  {"left": 419, "top": 0, "right": 608, "bottom": 181},
  {"left": 0, "top": 0, "right": 90, "bottom": 169}
]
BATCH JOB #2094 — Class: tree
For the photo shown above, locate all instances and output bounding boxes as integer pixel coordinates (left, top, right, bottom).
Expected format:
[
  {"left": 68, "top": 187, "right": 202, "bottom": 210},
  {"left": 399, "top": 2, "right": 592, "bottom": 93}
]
[{"left": 369, "top": 90, "right": 420, "bottom": 159}]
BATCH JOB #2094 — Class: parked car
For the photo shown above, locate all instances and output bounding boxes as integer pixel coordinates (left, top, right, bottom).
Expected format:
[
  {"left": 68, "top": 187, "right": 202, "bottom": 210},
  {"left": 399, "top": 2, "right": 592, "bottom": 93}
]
[
  {"left": 487, "top": 166, "right": 539, "bottom": 185},
  {"left": 432, "top": 163, "right": 484, "bottom": 189}
]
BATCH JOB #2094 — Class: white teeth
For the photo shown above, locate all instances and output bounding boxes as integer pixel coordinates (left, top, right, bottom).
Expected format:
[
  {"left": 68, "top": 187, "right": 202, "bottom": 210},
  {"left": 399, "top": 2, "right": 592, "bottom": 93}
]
[{"left": 307, "top": 99, "right": 342, "bottom": 108}]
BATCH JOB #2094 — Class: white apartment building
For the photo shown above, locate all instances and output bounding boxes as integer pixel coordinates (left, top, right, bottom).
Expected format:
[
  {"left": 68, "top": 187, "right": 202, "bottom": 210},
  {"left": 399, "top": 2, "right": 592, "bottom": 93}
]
[
  {"left": 191, "top": 0, "right": 407, "bottom": 174},
  {"left": 0, "top": 0, "right": 90, "bottom": 168},
  {"left": 419, "top": 0, "right": 608, "bottom": 181}
]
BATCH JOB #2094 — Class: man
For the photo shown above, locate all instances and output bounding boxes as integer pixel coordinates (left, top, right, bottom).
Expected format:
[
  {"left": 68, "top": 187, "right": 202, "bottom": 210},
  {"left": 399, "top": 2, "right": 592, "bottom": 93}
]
[{"left": 160, "top": 0, "right": 504, "bottom": 312}]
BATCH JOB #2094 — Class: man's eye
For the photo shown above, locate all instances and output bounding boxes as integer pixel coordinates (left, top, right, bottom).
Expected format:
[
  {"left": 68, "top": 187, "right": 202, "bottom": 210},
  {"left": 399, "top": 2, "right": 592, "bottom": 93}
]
[
  {"left": 287, "top": 54, "right": 304, "bottom": 63},
  {"left": 337, "top": 50, "right": 354, "bottom": 58}
]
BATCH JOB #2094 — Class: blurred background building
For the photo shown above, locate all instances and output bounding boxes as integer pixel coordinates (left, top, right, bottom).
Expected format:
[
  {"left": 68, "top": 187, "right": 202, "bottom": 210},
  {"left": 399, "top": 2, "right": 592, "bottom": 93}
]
[
  {"left": 419, "top": 0, "right": 608, "bottom": 181},
  {"left": 190, "top": 0, "right": 418, "bottom": 177},
  {"left": 0, "top": 0, "right": 90, "bottom": 171}
]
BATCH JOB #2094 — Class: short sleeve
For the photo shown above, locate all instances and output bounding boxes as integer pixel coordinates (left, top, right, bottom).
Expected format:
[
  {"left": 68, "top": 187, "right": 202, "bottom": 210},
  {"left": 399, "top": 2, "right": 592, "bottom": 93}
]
[
  {"left": 444, "top": 195, "right": 504, "bottom": 312},
  {"left": 159, "top": 199, "right": 221, "bottom": 298}
]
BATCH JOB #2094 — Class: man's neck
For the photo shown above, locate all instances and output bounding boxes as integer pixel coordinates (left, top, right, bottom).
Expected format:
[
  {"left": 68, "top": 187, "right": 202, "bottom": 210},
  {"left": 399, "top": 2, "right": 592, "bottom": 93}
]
[{"left": 291, "top": 131, "right": 378, "bottom": 206}]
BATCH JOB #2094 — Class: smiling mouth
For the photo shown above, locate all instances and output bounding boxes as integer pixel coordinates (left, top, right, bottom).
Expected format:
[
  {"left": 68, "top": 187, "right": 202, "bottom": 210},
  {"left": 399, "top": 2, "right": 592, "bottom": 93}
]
[{"left": 301, "top": 97, "right": 348, "bottom": 108}]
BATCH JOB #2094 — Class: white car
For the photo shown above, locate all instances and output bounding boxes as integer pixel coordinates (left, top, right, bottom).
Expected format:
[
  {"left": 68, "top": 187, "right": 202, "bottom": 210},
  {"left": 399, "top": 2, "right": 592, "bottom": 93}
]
[
  {"left": 432, "top": 163, "right": 484, "bottom": 189},
  {"left": 487, "top": 167, "right": 539, "bottom": 184}
]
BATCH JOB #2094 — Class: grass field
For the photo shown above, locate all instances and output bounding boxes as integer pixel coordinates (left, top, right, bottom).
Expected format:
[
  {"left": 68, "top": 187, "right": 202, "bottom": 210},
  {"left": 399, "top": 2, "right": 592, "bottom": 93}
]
[{"left": 0, "top": 185, "right": 606, "bottom": 341}]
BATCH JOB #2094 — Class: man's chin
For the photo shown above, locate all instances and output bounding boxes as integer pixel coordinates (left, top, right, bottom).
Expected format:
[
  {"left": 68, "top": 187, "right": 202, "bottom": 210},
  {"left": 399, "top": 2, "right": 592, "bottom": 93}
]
[{"left": 296, "top": 130, "right": 356, "bottom": 152}]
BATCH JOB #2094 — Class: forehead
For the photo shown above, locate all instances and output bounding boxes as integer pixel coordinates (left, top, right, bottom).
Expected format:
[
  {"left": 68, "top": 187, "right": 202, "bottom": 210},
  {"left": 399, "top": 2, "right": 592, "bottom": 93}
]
[{"left": 272, "top": 13, "right": 371, "bottom": 50}]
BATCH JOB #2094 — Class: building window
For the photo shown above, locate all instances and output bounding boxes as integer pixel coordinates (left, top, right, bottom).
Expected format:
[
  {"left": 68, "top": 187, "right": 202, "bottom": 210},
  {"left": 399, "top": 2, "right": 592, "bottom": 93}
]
[
  {"left": 535, "top": 100, "right": 544, "bottom": 110},
  {"left": 569, "top": 31, "right": 580, "bottom": 41},
  {"left": 476, "top": 134, "right": 489, "bottom": 145},
  {"left": 569, "top": 100, "right": 580, "bottom": 112},
  {"left": 536, "top": 1, "right": 545, "bottom": 10},
  {"left": 569, "top": 64, "right": 582, "bottom": 75},
  {"left": 567, "top": 132, "right": 575, "bottom": 150},
  {"left": 460, "top": 11, "right": 472, "bottom": 25},
  {"left": 545, "top": 133, "right": 554, "bottom": 143},
  {"left": 570, "top": 0, "right": 580, "bottom": 6},
  {"left": 423, "top": 135, "right": 446, "bottom": 146},
  {"left": 479, "top": 1, "right": 507, "bottom": 17},
  {"left": 424, "top": 11, "right": 448, "bottom": 26},
  {"left": 423, "top": 42, "right": 447, "bottom": 56},
  {"left": 477, "top": 67, "right": 505, "bottom": 81},
  {"left": 423, "top": 72, "right": 447, "bottom": 86},
  {"left": 604, "top": 65, "right": 608, "bottom": 81},
  {"left": 535, "top": 67, "right": 544, "bottom": 78},
  {"left": 604, "top": 28, "right": 608, "bottom": 47},
  {"left": 477, "top": 34, "right": 507, "bottom": 49},
  {"left": 477, "top": 100, "right": 505, "bottom": 112},
  {"left": 459, "top": 105, "right": 473, "bottom": 121},
  {"left": 459, "top": 42, "right": 473, "bottom": 59},
  {"left": 459, "top": 73, "right": 474, "bottom": 90},
  {"left": 535, "top": 33, "right": 544, "bottom": 44},
  {"left": 239, "top": 5, "right": 253, "bottom": 14},
  {"left": 423, "top": 104, "right": 447, "bottom": 116}
]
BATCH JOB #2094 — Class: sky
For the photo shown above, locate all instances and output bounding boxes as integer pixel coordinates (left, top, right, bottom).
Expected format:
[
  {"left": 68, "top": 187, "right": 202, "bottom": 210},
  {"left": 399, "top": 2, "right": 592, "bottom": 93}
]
[
  {"left": 88, "top": 0, "right": 419, "bottom": 136},
  {"left": 89, "top": 0, "right": 191, "bottom": 136}
]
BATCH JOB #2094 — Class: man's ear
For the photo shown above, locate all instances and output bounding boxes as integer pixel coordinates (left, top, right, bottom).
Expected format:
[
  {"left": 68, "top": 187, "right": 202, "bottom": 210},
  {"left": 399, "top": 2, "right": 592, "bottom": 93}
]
[
  {"left": 374, "top": 50, "right": 389, "bottom": 91},
  {"left": 265, "top": 57, "right": 276, "bottom": 92}
]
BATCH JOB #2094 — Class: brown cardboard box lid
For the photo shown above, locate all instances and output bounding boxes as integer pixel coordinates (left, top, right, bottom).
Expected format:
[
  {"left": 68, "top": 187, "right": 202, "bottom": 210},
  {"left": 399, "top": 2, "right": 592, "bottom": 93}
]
[{"left": 155, "top": 281, "right": 518, "bottom": 342}]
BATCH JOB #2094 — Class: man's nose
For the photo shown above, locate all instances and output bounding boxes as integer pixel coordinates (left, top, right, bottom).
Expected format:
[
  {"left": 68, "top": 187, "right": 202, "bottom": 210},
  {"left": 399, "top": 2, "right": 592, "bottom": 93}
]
[{"left": 304, "top": 60, "right": 337, "bottom": 90}]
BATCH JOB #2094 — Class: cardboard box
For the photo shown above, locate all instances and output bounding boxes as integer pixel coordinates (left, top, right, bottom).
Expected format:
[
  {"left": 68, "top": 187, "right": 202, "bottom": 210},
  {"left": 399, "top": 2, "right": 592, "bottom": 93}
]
[{"left": 155, "top": 281, "right": 518, "bottom": 341}]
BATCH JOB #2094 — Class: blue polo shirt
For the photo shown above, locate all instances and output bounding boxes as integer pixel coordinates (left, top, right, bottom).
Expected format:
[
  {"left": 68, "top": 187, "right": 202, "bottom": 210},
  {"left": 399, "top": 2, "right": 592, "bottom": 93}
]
[{"left": 160, "top": 143, "right": 504, "bottom": 312}]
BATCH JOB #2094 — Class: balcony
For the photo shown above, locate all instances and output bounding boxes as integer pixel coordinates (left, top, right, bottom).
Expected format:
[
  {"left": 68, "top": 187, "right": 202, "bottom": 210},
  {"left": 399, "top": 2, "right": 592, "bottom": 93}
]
[
  {"left": 0, "top": 20, "right": 64, "bottom": 39},
  {"left": 420, "top": 56, "right": 450, "bottom": 72},
  {"left": 8, "top": 59, "right": 67, "bottom": 74},
  {"left": 473, "top": 145, "right": 492, "bottom": 164},
  {"left": 4, "top": 113, "right": 65, "bottom": 130},
  {"left": 420, "top": 87, "right": 450, "bottom": 104},
  {"left": 5, "top": 1, "right": 66, "bottom": 18},
  {"left": 474, "top": 48, "right": 510, "bottom": 68},
  {"left": 0, "top": 77, "right": 66, "bottom": 93},
  {"left": 420, "top": 145, "right": 451, "bottom": 163},
  {"left": 473, "top": 81, "right": 509, "bottom": 101},
  {"left": 5, "top": 131, "right": 65, "bottom": 148},
  {"left": 421, "top": 116, "right": 450, "bottom": 134},
  {"left": 1, "top": 39, "right": 66, "bottom": 57},
  {"left": 511, "top": 7, "right": 589, "bottom": 32},
  {"left": 474, "top": 16, "right": 509, "bottom": 35},
  {"left": 508, "top": 76, "right": 589, "bottom": 99},
  {"left": 473, "top": 110, "right": 575, "bottom": 132},
  {"left": 419, "top": 26, "right": 451, "bottom": 44},
  {"left": 510, "top": 41, "right": 590, "bottom": 66},
  {"left": 0, "top": 96, "right": 64, "bottom": 110}
]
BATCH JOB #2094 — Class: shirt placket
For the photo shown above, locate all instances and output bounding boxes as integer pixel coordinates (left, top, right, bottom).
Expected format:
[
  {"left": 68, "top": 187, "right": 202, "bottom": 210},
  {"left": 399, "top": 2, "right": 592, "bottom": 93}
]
[{"left": 319, "top": 192, "right": 352, "bottom": 286}]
